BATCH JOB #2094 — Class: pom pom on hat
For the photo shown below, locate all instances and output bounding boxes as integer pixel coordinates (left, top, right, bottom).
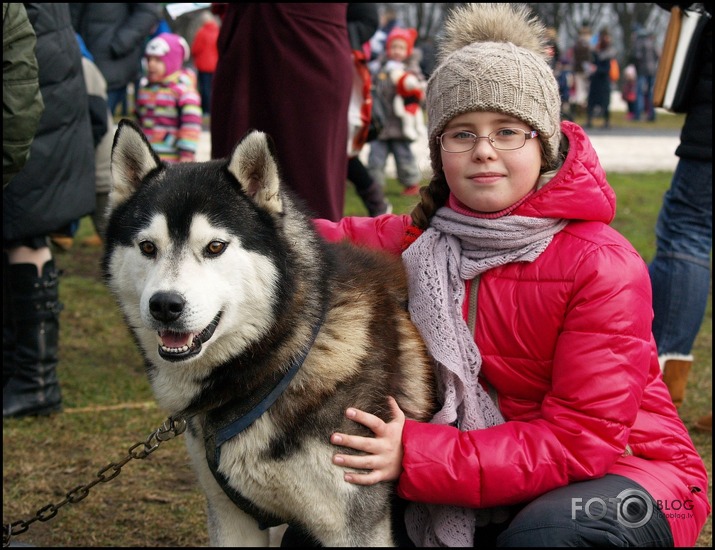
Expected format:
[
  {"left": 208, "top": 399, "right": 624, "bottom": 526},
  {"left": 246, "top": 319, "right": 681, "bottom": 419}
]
[
  {"left": 145, "top": 33, "right": 189, "bottom": 78},
  {"left": 426, "top": 4, "right": 562, "bottom": 172},
  {"left": 386, "top": 27, "right": 418, "bottom": 57}
]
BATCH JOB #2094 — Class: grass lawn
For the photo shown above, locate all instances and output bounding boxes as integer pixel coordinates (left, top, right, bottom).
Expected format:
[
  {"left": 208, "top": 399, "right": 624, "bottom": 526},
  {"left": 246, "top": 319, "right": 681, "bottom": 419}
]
[{"left": 3, "top": 156, "right": 711, "bottom": 546}]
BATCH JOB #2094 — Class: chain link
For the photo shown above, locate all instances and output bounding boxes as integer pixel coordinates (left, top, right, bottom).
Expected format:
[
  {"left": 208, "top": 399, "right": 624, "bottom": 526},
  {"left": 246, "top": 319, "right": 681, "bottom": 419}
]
[{"left": 3, "top": 416, "right": 187, "bottom": 547}]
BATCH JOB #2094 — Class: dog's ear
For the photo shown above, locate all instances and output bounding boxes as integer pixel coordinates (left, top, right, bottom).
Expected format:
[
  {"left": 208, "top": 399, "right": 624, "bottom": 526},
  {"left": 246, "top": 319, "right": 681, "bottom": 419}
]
[
  {"left": 109, "top": 119, "right": 162, "bottom": 209},
  {"left": 227, "top": 130, "right": 283, "bottom": 215}
]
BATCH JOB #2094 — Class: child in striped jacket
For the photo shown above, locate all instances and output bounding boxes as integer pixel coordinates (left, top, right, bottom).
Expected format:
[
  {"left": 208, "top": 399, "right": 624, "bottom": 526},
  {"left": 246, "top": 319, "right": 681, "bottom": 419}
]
[{"left": 136, "top": 32, "right": 202, "bottom": 163}]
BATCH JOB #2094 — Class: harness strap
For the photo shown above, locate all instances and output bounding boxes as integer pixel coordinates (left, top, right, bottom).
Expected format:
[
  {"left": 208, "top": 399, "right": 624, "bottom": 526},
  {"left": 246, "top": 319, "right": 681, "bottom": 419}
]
[{"left": 203, "top": 311, "right": 326, "bottom": 529}]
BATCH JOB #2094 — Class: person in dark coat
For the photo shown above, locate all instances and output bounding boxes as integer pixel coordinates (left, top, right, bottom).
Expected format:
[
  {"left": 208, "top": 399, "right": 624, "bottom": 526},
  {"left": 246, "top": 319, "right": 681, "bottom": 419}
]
[
  {"left": 210, "top": 3, "right": 353, "bottom": 222},
  {"left": 3, "top": 2, "right": 95, "bottom": 418},
  {"left": 586, "top": 27, "right": 617, "bottom": 129},
  {"left": 631, "top": 27, "right": 659, "bottom": 121},
  {"left": 69, "top": 3, "right": 162, "bottom": 115}
]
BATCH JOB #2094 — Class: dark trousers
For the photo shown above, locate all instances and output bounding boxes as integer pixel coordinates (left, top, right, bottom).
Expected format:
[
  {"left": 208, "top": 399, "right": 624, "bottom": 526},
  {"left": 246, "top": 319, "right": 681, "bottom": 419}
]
[
  {"left": 347, "top": 155, "right": 372, "bottom": 194},
  {"left": 496, "top": 474, "right": 673, "bottom": 547},
  {"left": 197, "top": 71, "right": 213, "bottom": 115}
]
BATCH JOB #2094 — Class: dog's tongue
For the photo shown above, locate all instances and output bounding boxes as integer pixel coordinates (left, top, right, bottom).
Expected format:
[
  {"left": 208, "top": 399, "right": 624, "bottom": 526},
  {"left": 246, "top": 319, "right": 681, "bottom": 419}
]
[{"left": 159, "top": 331, "right": 193, "bottom": 348}]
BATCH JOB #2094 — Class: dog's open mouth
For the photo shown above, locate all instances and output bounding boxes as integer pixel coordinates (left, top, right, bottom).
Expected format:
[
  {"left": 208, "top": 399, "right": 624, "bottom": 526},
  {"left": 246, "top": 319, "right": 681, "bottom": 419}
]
[{"left": 157, "top": 312, "right": 222, "bottom": 362}]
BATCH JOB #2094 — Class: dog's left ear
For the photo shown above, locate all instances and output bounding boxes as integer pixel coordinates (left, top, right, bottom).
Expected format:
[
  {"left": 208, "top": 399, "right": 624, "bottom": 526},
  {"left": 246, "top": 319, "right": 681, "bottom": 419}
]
[
  {"left": 109, "top": 119, "right": 162, "bottom": 209},
  {"left": 227, "top": 130, "right": 283, "bottom": 215}
]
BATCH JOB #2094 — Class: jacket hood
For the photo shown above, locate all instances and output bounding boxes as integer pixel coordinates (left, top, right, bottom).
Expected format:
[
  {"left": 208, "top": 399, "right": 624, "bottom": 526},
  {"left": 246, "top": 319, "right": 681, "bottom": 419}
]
[{"left": 513, "top": 121, "right": 616, "bottom": 224}]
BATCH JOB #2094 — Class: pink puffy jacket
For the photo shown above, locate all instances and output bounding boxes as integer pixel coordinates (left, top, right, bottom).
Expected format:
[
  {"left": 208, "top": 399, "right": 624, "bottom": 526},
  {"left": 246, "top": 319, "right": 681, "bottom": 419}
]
[{"left": 315, "top": 122, "right": 710, "bottom": 546}]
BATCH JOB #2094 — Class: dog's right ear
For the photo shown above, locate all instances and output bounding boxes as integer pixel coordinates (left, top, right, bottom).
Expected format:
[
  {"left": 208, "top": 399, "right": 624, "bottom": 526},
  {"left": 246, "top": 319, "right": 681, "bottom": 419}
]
[{"left": 109, "top": 119, "right": 162, "bottom": 209}]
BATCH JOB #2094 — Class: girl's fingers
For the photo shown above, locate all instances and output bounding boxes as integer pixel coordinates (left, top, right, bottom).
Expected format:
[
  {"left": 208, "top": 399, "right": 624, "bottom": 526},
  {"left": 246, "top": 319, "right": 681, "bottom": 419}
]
[
  {"left": 332, "top": 453, "right": 387, "bottom": 486},
  {"left": 386, "top": 395, "right": 405, "bottom": 422},
  {"left": 332, "top": 452, "right": 380, "bottom": 471},
  {"left": 342, "top": 470, "right": 382, "bottom": 486},
  {"left": 331, "top": 432, "right": 376, "bottom": 453},
  {"left": 345, "top": 407, "right": 386, "bottom": 434}
]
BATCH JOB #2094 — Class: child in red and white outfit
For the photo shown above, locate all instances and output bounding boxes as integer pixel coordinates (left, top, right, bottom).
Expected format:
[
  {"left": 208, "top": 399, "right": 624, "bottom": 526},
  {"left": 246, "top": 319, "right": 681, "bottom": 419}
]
[
  {"left": 136, "top": 32, "right": 202, "bottom": 163},
  {"left": 368, "top": 27, "right": 426, "bottom": 196},
  {"left": 384, "top": 28, "right": 427, "bottom": 142}
]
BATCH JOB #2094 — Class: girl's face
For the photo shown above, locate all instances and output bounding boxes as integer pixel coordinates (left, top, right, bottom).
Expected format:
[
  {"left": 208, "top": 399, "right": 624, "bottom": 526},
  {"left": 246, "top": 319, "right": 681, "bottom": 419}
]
[
  {"left": 146, "top": 56, "right": 167, "bottom": 83},
  {"left": 440, "top": 111, "right": 543, "bottom": 213}
]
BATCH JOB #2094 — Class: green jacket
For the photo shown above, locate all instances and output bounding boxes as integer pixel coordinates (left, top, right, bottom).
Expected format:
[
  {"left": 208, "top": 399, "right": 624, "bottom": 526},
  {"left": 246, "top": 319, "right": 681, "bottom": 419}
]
[{"left": 3, "top": 2, "right": 44, "bottom": 188}]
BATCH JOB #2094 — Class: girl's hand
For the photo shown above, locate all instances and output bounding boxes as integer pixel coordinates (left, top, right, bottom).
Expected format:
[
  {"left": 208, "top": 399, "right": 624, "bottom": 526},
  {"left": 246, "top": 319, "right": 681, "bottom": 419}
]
[{"left": 331, "top": 396, "right": 406, "bottom": 485}]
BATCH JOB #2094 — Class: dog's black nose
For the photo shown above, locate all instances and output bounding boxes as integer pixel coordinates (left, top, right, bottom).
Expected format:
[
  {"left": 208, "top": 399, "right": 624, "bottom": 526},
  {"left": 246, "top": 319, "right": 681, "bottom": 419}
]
[{"left": 149, "top": 291, "right": 185, "bottom": 322}]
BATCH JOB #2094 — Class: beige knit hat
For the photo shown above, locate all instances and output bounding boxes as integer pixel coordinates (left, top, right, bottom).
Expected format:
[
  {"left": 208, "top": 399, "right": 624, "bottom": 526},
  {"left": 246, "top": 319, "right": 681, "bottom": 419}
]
[{"left": 426, "top": 3, "right": 562, "bottom": 172}]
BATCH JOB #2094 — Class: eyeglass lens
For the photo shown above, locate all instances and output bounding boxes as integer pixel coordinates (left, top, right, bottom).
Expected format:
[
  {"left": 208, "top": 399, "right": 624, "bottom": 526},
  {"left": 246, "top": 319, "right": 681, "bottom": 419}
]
[{"left": 440, "top": 129, "right": 536, "bottom": 152}]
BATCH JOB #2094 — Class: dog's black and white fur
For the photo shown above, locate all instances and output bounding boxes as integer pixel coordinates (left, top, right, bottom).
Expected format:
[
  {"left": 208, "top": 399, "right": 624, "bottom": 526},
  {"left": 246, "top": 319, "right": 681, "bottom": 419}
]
[{"left": 103, "top": 120, "right": 437, "bottom": 546}]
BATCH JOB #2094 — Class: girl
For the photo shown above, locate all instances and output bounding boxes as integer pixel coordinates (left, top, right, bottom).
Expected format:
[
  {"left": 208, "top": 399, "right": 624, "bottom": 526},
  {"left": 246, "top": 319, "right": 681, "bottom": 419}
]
[
  {"left": 313, "top": 4, "right": 709, "bottom": 547},
  {"left": 135, "top": 32, "right": 202, "bottom": 163}
]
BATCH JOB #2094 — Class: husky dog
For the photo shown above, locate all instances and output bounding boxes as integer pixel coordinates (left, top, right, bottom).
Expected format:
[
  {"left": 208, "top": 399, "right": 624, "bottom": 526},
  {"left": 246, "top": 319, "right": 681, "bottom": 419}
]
[{"left": 103, "top": 120, "right": 437, "bottom": 546}]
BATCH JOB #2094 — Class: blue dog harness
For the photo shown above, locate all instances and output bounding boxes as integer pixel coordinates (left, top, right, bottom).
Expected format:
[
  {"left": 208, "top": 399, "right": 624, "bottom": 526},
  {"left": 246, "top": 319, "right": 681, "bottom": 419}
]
[{"left": 203, "top": 314, "right": 325, "bottom": 529}]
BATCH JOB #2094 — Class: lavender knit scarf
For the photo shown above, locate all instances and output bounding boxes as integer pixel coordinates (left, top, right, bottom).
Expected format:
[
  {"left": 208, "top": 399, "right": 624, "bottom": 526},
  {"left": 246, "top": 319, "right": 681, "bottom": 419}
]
[{"left": 401, "top": 207, "right": 568, "bottom": 547}]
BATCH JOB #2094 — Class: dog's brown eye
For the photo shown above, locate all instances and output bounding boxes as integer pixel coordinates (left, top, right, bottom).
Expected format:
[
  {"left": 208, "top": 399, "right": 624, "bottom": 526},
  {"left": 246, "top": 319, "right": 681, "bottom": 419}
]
[
  {"left": 139, "top": 241, "right": 156, "bottom": 257},
  {"left": 206, "top": 241, "right": 226, "bottom": 256}
]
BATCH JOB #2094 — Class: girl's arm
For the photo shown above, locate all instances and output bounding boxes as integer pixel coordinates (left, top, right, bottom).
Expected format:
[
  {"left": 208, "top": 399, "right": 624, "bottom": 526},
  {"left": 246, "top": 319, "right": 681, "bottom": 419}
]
[
  {"left": 332, "top": 242, "right": 658, "bottom": 510},
  {"left": 313, "top": 213, "right": 412, "bottom": 255}
]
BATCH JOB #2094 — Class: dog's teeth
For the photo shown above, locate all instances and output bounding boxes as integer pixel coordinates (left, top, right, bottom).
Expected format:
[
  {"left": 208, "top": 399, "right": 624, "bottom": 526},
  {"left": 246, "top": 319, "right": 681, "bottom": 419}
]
[
  {"left": 160, "top": 344, "right": 191, "bottom": 354},
  {"left": 159, "top": 331, "right": 194, "bottom": 348}
]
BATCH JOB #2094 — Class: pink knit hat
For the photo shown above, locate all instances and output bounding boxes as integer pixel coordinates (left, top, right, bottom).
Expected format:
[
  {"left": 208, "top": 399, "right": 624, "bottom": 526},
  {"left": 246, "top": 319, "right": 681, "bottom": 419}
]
[
  {"left": 386, "top": 27, "right": 418, "bottom": 57},
  {"left": 145, "top": 33, "right": 189, "bottom": 78}
]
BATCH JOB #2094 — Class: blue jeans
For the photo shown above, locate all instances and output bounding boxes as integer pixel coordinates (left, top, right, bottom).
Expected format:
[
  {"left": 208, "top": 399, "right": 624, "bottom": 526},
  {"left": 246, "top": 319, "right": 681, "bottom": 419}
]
[
  {"left": 107, "top": 87, "right": 128, "bottom": 117},
  {"left": 634, "top": 74, "right": 656, "bottom": 121},
  {"left": 649, "top": 158, "right": 712, "bottom": 356}
]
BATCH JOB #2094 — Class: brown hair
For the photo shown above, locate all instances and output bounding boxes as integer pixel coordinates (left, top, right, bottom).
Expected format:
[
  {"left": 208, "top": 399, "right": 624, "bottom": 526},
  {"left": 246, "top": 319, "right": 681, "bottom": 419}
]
[{"left": 409, "top": 172, "right": 451, "bottom": 230}]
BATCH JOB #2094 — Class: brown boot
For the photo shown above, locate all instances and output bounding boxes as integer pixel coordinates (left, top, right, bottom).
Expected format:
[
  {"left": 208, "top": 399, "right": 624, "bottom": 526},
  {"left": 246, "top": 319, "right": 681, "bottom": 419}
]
[
  {"left": 80, "top": 234, "right": 103, "bottom": 247},
  {"left": 693, "top": 412, "right": 712, "bottom": 434},
  {"left": 661, "top": 356, "right": 692, "bottom": 409},
  {"left": 49, "top": 234, "right": 74, "bottom": 251}
]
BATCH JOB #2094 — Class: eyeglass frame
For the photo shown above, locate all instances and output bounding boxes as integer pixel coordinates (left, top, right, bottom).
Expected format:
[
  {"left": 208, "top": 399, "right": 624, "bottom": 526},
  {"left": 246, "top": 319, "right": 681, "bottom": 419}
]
[{"left": 437, "top": 128, "right": 540, "bottom": 153}]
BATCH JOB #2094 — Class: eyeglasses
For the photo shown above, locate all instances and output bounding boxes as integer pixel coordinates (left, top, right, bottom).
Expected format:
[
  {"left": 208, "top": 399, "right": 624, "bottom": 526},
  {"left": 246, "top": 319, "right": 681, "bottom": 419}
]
[{"left": 438, "top": 128, "right": 539, "bottom": 153}]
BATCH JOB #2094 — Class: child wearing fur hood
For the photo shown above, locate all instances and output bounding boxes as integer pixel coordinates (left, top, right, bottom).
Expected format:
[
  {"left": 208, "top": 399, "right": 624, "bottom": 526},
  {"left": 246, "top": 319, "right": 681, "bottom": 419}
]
[{"left": 306, "top": 4, "right": 709, "bottom": 547}]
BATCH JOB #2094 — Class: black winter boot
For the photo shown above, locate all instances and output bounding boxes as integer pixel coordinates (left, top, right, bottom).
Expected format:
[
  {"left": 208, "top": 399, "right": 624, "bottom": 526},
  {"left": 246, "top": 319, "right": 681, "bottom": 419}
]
[
  {"left": 3, "top": 253, "right": 15, "bottom": 387},
  {"left": 3, "top": 260, "right": 63, "bottom": 418}
]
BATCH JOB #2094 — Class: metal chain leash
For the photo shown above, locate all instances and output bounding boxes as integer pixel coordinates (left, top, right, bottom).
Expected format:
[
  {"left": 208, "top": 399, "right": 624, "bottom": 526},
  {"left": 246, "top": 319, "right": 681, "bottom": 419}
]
[{"left": 2, "top": 416, "right": 187, "bottom": 547}]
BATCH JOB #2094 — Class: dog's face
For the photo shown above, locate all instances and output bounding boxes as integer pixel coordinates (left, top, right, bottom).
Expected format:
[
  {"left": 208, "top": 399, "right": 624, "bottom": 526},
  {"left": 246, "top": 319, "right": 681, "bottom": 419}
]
[{"left": 103, "top": 121, "right": 287, "bottom": 393}]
